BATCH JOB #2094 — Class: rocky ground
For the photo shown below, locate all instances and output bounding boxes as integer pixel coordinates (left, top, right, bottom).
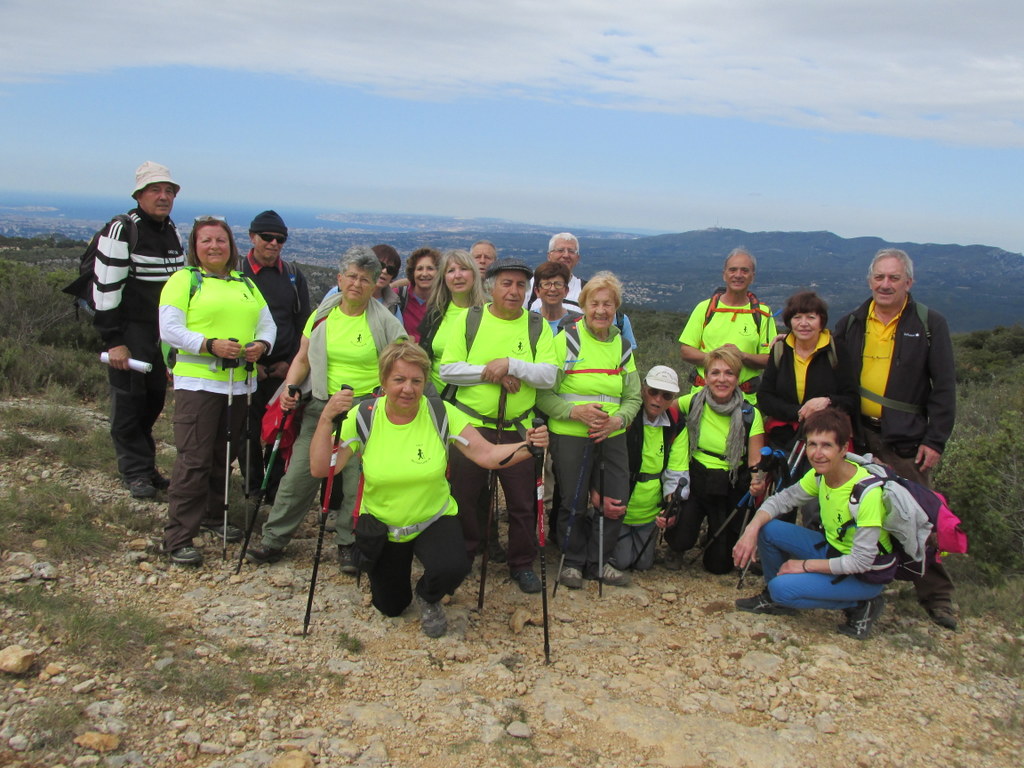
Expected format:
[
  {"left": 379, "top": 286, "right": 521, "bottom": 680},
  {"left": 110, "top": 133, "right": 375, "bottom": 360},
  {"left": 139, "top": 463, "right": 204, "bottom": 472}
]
[{"left": 0, "top": 399, "right": 1021, "bottom": 768}]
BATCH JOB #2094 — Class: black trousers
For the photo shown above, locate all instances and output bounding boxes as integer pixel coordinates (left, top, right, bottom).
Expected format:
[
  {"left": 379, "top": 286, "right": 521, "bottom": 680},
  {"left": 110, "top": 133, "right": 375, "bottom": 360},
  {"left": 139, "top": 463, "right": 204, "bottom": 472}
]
[
  {"left": 109, "top": 320, "right": 167, "bottom": 482},
  {"left": 368, "top": 515, "right": 470, "bottom": 617},
  {"left": 665, "top": 461, "right": 751, "bottom": 574}
]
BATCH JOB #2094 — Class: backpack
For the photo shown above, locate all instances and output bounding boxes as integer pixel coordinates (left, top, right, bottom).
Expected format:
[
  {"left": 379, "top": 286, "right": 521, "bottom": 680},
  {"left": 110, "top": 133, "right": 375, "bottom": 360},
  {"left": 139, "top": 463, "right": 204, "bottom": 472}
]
[
  {"left": 354, "top": 395, "right": 463, "bottom": 450},
  {"left": 62, "top": 213, "right": 139, "bottom": 316},
  {"left": 561, "top": 319, "right": 632, "bottom": 375},
  {"left": 703, "top": 288, "right": 771, "bottom": 333},
  {"left": 837, "top": 452, "right": 967, "bottom": 581}
]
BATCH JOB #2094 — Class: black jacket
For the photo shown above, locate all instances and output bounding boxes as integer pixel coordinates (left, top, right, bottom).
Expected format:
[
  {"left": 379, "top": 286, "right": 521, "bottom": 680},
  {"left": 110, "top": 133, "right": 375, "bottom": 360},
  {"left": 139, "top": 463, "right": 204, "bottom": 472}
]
[
  {"left": 834, "top": 295, "right": 956, "bottom": 454},
  {"left": 757, "top": 335, "right": 859, "bottom": 424}
]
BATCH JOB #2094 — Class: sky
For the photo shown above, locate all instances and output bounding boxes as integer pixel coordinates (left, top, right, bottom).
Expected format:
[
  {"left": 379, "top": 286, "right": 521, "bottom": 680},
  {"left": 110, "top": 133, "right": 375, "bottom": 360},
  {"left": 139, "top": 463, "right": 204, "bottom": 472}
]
[{"left": 1, "top": 1, "right": 1022, "bottom": 251}]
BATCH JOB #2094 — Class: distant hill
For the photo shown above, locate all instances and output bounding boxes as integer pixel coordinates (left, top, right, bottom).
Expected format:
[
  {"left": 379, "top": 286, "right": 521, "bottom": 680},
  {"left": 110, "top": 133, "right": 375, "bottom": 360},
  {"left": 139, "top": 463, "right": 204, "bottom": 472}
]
[{"left": 1, "top": 198, "right": 1021, "bottom": 331}]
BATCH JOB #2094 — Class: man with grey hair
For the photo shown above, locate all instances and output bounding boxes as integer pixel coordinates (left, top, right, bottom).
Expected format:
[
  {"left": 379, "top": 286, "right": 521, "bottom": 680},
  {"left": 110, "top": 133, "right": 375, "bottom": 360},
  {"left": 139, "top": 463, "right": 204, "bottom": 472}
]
[
  {"left": 470, "top": 240, "right": 498, "bottom": 280},
  {"left": 88, "top": 161, "right": 185, "bottom": 499},
  {"left": 678, "top": 247, "right": 777, "bottom": 400},
  {"left": 527, "top": 232, "right": 584, "bottom": 311},
  {"left": 246, "top": 247, "right": 406, "bottom": 570},
  {"left": 835, "top": 247, "right": 958, "bottom": 630}
]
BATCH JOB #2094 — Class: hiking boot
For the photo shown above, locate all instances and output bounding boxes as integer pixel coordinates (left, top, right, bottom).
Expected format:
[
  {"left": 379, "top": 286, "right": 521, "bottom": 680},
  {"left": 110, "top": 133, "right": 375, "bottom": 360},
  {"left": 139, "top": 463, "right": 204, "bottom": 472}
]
[
  {"left": 245, "top": 544, "right": 285, "bottom": 565},
  {"left": 201, "top": 522, "right": 243, "bottom": 543},
  {"left": 926, "top": 604, "right": 958, "bottom": 631},
  {"left": 416, "top": 595, "right": 448, "bottom": 638},
  {"left": 735, "top": 590, "right": 796, "bottom": 616},
  {"left": 558, "top": 567, "right": 583, "bottom": 590},
  {"left": 661, "top": 549, "right": 684, "bottom": 571},
  {"left": 324, "top": 511, "right": 337, "bottom": 533},
  {"left": 512, "top": 570, "right": 542, "bottom": 594},
  {"left": 125, "top": 476, "right": 157, "bottom": 500},
  {"left": 601, "top": 563, "right": 631, "bottom": 588},
  {"left": 837, "top": 595, "right": 885, "bottom": 639},
  {"left": 169, "top": 546, "right": 203, "bottom": 566},
  {"left": 150, "top": 472, "right": 171, "bottom": 491},
  {"left": 337, "top": 545, "right": 357, "bottom": 575}
]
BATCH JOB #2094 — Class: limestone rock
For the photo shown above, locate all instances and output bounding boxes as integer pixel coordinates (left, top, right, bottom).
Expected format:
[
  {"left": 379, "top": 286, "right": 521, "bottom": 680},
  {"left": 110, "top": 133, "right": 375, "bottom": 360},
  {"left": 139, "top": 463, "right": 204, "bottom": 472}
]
[
  {"left": 74, "top": 732, "right": 121, "bottom": 752},
  {"left": 269, "top": 750, "right": 314, "bottom": 768},
  {"left": 0, "top": 645, "right": 36, "bottom": 674}
]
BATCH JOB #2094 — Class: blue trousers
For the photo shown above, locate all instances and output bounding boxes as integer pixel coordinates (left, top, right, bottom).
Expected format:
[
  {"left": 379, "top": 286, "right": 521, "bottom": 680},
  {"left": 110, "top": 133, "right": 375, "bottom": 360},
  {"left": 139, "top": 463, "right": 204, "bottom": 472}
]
[{"left": 759, "top": 520, "right": 883, "bottom": 611}]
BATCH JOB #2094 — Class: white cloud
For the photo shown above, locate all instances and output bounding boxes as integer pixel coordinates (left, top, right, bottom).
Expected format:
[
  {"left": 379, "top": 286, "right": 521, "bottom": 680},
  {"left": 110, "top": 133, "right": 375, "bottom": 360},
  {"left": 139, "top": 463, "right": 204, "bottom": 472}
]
[{"left": 3, "top": 0, "right": 1023, "bottom": 145}]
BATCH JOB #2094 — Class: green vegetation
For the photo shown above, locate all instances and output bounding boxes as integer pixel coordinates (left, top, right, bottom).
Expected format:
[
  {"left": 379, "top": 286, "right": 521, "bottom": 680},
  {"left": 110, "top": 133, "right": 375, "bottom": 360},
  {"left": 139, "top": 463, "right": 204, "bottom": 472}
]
[{"left": 0, "top": 482, "right": 121, "bottom": 559}]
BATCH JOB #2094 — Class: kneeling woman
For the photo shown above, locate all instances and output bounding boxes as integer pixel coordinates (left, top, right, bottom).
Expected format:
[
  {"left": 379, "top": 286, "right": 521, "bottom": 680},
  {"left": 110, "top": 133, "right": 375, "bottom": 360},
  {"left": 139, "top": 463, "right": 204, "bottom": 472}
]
[
  {"left": 661, "top": 347, "right": 766, "bottom": 574},
  {"left": 732, "top": 408, "right": 890, "bottom": 639},
  {"left": 310, "top": 341, "right": 547, "bottom": 638}
]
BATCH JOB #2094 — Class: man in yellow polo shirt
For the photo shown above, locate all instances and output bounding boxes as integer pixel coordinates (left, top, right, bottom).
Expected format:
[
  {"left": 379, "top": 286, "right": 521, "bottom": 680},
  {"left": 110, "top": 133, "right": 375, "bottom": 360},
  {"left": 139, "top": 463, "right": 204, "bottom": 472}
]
[{"left": 834, "top": 248, "right": 958, "bottom": 630}]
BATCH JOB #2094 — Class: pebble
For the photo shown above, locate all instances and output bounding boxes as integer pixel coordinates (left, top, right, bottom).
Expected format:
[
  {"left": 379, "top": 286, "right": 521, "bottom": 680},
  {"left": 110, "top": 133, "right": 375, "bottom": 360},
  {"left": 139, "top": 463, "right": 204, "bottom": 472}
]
[{"left": 506, "top": 721, "right": 532, "bottom": 738}]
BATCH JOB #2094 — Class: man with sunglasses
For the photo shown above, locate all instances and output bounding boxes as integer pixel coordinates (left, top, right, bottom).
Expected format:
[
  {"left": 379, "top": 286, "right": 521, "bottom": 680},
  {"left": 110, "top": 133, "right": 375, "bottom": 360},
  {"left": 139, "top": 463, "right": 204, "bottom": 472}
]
[
  {"left": 614, "top": 366, "right": 688, "bottom": 574},
  {"left": 240, "top": 211, "right": 311, "bottom": 503},
  {"left": 94, "top": 162, "right": 185, "bottom": 500}
]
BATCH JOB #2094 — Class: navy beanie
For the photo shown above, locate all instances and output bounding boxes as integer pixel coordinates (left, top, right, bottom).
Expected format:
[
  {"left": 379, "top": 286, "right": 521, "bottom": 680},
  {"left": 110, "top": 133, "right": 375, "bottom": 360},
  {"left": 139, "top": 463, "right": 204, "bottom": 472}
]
[{"left": 249, "top": 210, "right": 288, "bottom": 236}]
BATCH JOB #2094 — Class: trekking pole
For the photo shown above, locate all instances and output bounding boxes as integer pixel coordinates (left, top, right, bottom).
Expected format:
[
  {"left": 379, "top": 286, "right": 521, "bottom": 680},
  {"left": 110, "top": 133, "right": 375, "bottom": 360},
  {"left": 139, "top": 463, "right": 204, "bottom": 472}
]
[
  {"left": 303, "top": 385, "right": 353, "bottom": 637},
  {"left": 553, "top": 439, "right": 594, "bottom": 598},
  {"left": 477, "top": 389, "right": 508, "bottom": 612},
  {"left": 221, "top": 339, "right": 241, "bottom": 561},
  {"left": 529, "top": 417, "right": 551, "bottom": 663},
  {"left": 236, "top": 384, "right": 300, "bottom": 573},
  {"left": 596, "top": 440, "right": 606, "bottom": 598},
  {"left": 242, "top": 349, "right": 255, "bottom": 521},
  {"left": 628, "top": 477, "right": 688, "bottom": 571},
  {"left": 787, "top": 440, "right": 805, "bottom": 481},
  {"left": 735, "top": 494, "right": 758, "bottom": 590},
  {"left": 688, "top": 491, "right": 751, "bottom": 566}
]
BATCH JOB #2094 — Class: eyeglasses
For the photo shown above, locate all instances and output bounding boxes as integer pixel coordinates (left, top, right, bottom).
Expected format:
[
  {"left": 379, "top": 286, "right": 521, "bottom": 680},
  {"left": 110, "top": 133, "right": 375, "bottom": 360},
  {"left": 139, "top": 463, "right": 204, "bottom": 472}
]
[
  {"left": 550, "top": 247, "right": 578, "bottom": 256},
  {"left": 257, "top": 233, "right": 287, "bottom": 244},
  {"left": 538, "top": 280, "right": 566, "bottom": 290},
  {"left": 647, "top": 388, "right": 675, "bottom": 400},
  {"left": 341, "top": 272, "right": 373, "bottom": 286}
]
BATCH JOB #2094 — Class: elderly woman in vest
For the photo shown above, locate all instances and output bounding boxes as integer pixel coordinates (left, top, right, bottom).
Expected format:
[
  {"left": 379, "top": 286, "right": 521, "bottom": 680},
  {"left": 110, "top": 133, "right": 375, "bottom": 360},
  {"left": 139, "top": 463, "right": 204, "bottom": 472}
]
[
  {"left": 660, "top": 346, "right": 767, "bottom": 574},
  {"left": 159, "top": 217, "right": 276, "bottom": 566},
  {"left": 245, "top": 246, "right": 406, "bottom": 571},
  {"left": 537, "top": 272, "right": 641, "bottom": 591},
  {"left": 310, "top": 341, "right": 547, "bottom": 638}
]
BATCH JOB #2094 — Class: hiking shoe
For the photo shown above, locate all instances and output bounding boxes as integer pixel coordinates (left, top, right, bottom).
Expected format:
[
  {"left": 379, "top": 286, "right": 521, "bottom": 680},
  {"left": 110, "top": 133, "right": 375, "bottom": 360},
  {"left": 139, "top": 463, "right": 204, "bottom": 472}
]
[
  {"left": 661, "top": 549, "right": 684, "bottom": 571},
  {"left": 169, "top": 546, "right": 203, "bottom": 566},
  {"left": 324, "top": 511, "right": 337, "bottom": 532},
  {"left": 201, "top": 522, "right": 243, "bottom": 543},
  {"left": 150, "top": 472, "right": 171, "bottom": 491},
  {"left": 558, "top": 567, "right": 583, "bottom": 590},
  {"left": 337, "top": 545, "right": 357, "bottom": 575},
  {"left": 245, "top": 544, "right": 285, "bottom": 565},
  {"left": 125, "top": 476, "right": 157, "bottom": 500},
  {"left": 416, "top": 595, "right": 448, "bottom": 638},
  {"left": 735, "top": 590, "right": 796, "bottom": 616},
  {"left": 926, "top": 605, "right": 958, "bottom": 631},
  {"left": 512, "top": 570, "right": 542, "bottom": 594},
  {"left": 601, "top": 563, "right": 631, "bottom": 587},
  {"left": 837, "top": 595, "right": 885, "bottom": 639}
]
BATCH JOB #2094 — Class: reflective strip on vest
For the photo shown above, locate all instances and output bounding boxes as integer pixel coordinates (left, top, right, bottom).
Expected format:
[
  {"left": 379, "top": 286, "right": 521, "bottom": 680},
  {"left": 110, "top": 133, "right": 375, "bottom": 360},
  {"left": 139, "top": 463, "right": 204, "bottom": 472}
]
[{"left": 556, "top": 393, "right": 621, "bottom": 405}]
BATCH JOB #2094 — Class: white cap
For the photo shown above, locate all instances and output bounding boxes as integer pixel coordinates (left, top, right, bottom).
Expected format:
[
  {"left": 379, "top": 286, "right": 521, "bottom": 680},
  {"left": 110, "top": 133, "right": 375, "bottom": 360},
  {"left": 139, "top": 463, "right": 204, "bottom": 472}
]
[
  {"left": 644, "top": 365, "right": 680, "bottom": 393},
  {"left": 132, "top": 161, "right": 180, "bottom": 197}
]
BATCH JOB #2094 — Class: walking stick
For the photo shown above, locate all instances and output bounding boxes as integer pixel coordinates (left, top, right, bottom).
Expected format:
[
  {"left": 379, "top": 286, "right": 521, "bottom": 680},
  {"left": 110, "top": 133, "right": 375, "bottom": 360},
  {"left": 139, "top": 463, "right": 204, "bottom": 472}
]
[
  {"left": 553, "top": 439, "right": 594, "bottom": 597},
  {"left": 303, "top": 385, "right": 352, "bottom": 637},
  {"left": 221, "top": 340, "right": 241, "bottom": 561},
  {"left": 236, "top": 384, "right": 300, "bottom": 573},
  {"left": 529, "top": 417, "right": 551, "bottom": 663},
  {"left": 477, "top": 389, "right": 508, "bottom": 611},
  {"left": 596, "top": 440, "right": 606, "bottom": 598},
  {"left": 242, "top": 351, "right": 255, "bottom": 512}
]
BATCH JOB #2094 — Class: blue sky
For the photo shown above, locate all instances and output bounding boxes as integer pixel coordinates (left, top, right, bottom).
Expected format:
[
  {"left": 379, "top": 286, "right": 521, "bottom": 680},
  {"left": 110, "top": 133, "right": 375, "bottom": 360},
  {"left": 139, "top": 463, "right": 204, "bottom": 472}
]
[{"left": 1, "top": 0, "right": 1022, "bottom": 251}]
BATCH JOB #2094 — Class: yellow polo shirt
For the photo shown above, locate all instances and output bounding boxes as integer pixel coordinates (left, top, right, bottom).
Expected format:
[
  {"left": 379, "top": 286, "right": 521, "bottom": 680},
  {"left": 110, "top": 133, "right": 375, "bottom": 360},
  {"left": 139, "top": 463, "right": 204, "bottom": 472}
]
[
  {"left": 790, "top": 330, "right": 834, "bottom": 403},
  {"left": 860, "top": 300, "right": 906, "bottom": 418}
]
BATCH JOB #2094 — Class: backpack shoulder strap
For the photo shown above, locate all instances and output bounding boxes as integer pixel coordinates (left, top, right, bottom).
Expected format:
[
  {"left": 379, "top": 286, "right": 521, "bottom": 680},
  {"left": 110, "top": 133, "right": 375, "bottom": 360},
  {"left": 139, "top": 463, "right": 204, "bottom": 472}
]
[
  {"left": 464, "top": 305, "right": 484, "bottom": 355},
  {"left": 827, "top": 336, "right": 839, "bottom": 369},
  {"left": 563, "top": 322, "right": 582, "bottom": 372},
  {"left": 771, "top": 337, "right": 784, "bottom": 368},
  {"left": 526, "top": 311, "right": 544, "bottom": 358},
  {"left": 703, "top": 289, "right": 725, "bottom": 327},
  {"left": 914, "top": 301, "right": 931, "bottom": 342},
  {"left": 355, "top": 398, "right": 377, "bottom": 447}
]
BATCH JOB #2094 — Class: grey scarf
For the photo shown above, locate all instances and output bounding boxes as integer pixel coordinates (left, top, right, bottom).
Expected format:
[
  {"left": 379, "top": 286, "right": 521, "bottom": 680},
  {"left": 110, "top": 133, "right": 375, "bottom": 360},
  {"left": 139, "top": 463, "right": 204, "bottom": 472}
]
[{"left": 687, "top": 387, "right": 747, "bottom": 483}]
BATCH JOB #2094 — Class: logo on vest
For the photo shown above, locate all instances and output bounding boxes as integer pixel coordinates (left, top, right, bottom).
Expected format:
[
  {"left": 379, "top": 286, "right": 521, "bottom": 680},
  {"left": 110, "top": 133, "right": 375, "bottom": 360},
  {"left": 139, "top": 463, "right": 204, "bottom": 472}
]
[
  {"left": 352, "top": 332, "right": 370, "bottom": 347},
  {"left": 411, "top": 444, "right": 430, "bottom": 464}
]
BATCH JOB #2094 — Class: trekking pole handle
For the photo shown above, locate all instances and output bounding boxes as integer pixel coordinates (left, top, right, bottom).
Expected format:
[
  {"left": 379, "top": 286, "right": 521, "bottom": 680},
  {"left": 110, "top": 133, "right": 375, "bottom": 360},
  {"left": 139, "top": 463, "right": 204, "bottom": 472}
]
[
  {"left": 244, "top": 341, "right": 257, "bottom": 372},
  {"left": 287, "top": 384, "right": 300, "bottom": 398},
  {"left": 222, "top": 337, "right": 241, "bottom": 369},
  {"left": 331, "top": 384, "right": 355, "bottom": 426},
  {"left": 528, "top": 417, "right": 545, "bottom": 459}
]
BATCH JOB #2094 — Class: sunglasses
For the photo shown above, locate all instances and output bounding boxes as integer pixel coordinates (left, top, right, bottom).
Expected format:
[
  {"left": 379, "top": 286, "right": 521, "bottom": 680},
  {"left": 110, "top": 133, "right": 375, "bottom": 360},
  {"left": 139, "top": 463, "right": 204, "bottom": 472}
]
[
  {"left": 257, "top": 232, "right": 287, "bottom": 244},
  {"left": 647, "top": 387, "right": 675, "bottom": 400}
]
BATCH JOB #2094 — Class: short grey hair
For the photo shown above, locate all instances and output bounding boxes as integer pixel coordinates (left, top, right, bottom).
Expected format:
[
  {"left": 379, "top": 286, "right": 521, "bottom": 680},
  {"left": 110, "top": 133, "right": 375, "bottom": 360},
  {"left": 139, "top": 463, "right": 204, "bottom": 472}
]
[
  {"left": 471, "top": 239, "right": 497, "bottom": 253},
  {"left": 548, "top": 232, "right": 580, "bottom": 254},
  {"left": 724, "top": 247, "right": 756, "bottom": 271},
  {"left": 339, "top": 246, "right": 382, "bottom": 282},
  {"left": 869, "top": 248, "right": 914, "bottom": 281}
]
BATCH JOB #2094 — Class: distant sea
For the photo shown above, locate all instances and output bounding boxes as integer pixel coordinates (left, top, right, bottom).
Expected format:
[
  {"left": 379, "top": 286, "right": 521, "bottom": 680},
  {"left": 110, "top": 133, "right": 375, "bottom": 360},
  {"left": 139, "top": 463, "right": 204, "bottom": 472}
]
[{"left": 0, "top": 191, "right": 397, "bottom": 232}]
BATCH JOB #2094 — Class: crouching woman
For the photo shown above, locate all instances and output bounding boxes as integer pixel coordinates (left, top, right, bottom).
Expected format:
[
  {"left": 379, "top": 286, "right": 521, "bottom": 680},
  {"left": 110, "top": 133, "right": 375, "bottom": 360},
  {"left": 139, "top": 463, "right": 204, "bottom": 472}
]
[
  {"left": 309, "top": 340, "right": 547, "bottom": 638},
  {"left": 732, "top": 408, "right": 890, "bottom": 639}
]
